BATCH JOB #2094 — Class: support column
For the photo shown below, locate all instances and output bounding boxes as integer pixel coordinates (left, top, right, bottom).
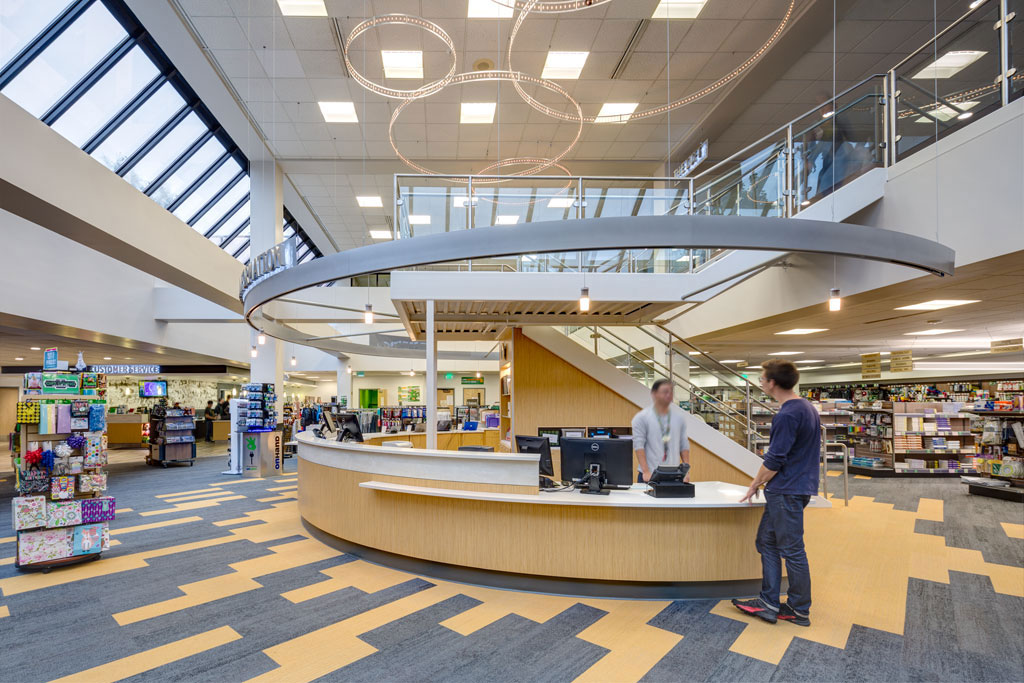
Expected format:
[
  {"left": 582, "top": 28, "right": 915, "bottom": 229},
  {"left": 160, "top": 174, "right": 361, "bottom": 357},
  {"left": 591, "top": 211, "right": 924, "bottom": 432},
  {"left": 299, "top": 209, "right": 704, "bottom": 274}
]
[
  {"left": 426, "top": 300, "right": 437, "bottom": 449},
  {"left": 336, "top": 357, "right": 352, "bottom": 409},
  {"left": 249, "top": 159, "right": 284, "bottom": 418}
]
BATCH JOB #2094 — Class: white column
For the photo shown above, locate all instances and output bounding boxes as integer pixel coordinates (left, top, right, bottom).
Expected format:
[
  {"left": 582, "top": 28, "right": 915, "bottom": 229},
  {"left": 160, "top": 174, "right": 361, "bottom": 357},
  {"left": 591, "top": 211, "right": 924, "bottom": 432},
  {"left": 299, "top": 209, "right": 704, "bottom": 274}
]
[
  {"left": 426, "top": 300, "right": 437, "bottom": 449},
  {"left": 249, "top": 159, "right": 284, "bottom": 417},
  {"left": 336, "top": 357, "right": 352, "bottom": 409}
]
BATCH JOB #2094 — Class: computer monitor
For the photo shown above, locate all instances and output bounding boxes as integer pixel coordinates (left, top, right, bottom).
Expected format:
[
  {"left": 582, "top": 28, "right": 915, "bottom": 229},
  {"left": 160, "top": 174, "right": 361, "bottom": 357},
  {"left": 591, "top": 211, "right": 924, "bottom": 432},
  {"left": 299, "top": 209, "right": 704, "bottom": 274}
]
[
  {"left": 537, "top": 428, "right": 561, "bottom": 446},
  {"left": 586, "top": 427, "right": 632, "bottom": 438},
  {"left": 336, "top": 412, "right": 363, "bottom": 442},
  {"left": 321, "top": 411, "right": 338, "bottom": 435},
  {"left": 516, "top": 435, "right": 554, "bottom": 477},
  {"left": 561, "top": 428, "right": 585, "bottom": 439},
  {"left": 558, "top": 437, "right": 633, "bottom": 489}
]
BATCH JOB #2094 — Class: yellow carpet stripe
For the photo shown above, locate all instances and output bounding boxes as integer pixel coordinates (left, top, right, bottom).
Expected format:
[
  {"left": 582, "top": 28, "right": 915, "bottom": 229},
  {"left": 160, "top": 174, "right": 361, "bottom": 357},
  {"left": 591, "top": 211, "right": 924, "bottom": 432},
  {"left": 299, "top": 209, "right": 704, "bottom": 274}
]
[
  {"left": 266, "top": 485, "right": 298, "bottom": 492},
  {"left": 0, "top": 556, "right": 13, "bottom": 566},
  {"left": 0, "top": 536, "right": 14, "bottom": 544},
  {"left": 139, "top": 495, "right": 246, "bottom": 517},
  {"left": 155, "top": 488, "right": 223, "bottom": 498},
  {"left": 1000, "top": 522, "right": 1024, "bottom": 539},
  {"left": 162, "top": 490, "right": 237, "bottom": 503},
  {"left": 0, "top": 605, "right": 8, "bottom": 618},
  {"left": 257, "top": 494, "right": 297, "bottom": 503},
  {"left": 109, "top": 517, "right": 204, "bottom": 535},
  {"left": 49, "top": 625, "right": 242, "bottom": 683},
  {"left": 117, "top": 507, "right": 133, "bottom": 513}
]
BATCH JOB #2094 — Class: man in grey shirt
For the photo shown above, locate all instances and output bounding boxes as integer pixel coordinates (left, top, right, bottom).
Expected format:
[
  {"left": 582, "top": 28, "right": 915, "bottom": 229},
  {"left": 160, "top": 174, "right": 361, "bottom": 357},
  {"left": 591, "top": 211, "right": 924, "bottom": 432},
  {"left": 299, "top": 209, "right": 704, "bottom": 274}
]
[{"left": 631, "top": 379, "right": 691, "bottom": 483}]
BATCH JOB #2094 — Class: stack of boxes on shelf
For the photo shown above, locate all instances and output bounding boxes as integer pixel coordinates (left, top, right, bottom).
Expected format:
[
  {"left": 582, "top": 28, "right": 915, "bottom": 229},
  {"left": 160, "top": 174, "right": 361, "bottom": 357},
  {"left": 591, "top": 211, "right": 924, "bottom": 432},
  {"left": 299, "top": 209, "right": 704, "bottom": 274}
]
[
  {"left": 849, "top": 405, "right": 893, "bottom": 470},
  {"left": 11, "top": 372, "right": 115, "bottom": 569},
  {"left": 891, "top": 404, "right": 977, "bottom": 474}
]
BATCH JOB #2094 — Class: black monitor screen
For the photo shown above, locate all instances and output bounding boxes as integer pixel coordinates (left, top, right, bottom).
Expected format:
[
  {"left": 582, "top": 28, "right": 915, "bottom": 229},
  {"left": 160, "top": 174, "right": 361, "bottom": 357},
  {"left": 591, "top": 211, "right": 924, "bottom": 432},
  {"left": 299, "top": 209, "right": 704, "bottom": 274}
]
[
  {"left": 559, "top": 437, "right": 633, "bottom": 488},
  {"left": 516, "top": 435, "right": 554, "bottom": 476},
  {"left": 337, "top": 412, "right": 363, "bottom": 442},
  {"left": 586, "top": 427, "right": 632, "bottom": 438}
]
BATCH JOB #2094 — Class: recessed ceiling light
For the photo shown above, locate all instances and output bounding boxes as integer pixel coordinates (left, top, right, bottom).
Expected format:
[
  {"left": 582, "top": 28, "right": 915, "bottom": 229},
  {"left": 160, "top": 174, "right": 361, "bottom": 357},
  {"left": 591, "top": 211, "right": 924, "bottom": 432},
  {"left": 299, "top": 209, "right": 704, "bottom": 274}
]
[
  {"left": 687, "top": 351, "right": 702, "bottom": 355},
  {"left": 356, "top": 195, "right": 383, "bottom": 208},
  {"left": 103, "top": 357, "right": 112, "bottom": 360},
  {"left": 381, "top": 50, "right": 423, "bottom": 79},
  {"left": 15, "top": 356, "right": 24, "bottom": 361},
  {"left": 895, "top": 299, "right": 980, "bottom": 310},
  {"left": 318, "top": 101, "right": 358, "bottom": 123},
  {"left": 915, "top": 101, "right": 979, "bottom": 123},
  {"left": 768, "top": 351, "right": 804, "bottom": 355},
  {"left": 904, "top": 329, "right": 965, "bottom": 336},
  {"left": 496, "top": 215, "right": 519, "bottom": 225},
  {"left": 124, "top": 357, "right": 132, "bottom": 360},
  {"left": 276, "top": 0, "right": 327, "bottom": 16},
  {"left": 775, "top": 328, "right": 828, "bottom": 335},
  {"left": 721, "top": 360, "right": 745, "bottom": 363},
  {"left": 30, "top": 346, "right": 41, "bottom": 350},
  {"left": 461, "top": 102, "right": 496, "bottom": 124},
  {"left": 407, "top": 214, "right": 431, "bottom": 225},
  {"left": 468, "top": 0, "right": 513, "bottom": 17},
  {"left": 795, "top": 360, "right": 824, "bottom": 363},
  {"left": 595, "top": 102, "right": 639, "bottom": 123},
  {"left": 541, "top": 51, "right": 589, "bottom": 79},
  {"left": 829, "top": 362, "right": 861, "bottom": 368},
  {"left": 912, "top": 50, "right": 986, "bottom": 79},
  {"left": 798, "top": 366, "right": 826, "bottom": 370},
  {"left": 652, "top": 0, "right": 708, "bottom": 19},
  {"left": 369, "top": 230, "right": 392, "bottom": 240},
  {"left": 547, "top": 197, "right": 575, "bottom": 208}
]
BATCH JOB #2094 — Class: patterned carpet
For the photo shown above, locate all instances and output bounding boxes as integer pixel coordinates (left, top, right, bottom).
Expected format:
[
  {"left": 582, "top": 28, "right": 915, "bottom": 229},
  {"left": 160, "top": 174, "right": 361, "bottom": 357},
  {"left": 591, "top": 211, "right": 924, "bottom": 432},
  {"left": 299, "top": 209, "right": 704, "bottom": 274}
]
[{"left": 1, "top": 447, "right": 1022, "bottom": 683}]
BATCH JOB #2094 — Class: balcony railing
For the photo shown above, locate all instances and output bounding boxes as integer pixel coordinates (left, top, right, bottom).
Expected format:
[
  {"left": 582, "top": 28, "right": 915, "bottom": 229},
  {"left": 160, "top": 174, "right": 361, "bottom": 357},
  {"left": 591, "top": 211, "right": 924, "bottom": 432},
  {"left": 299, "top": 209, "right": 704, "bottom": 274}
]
[{"left": 391, "top": 0, "right": 1019, "bottom": 273}]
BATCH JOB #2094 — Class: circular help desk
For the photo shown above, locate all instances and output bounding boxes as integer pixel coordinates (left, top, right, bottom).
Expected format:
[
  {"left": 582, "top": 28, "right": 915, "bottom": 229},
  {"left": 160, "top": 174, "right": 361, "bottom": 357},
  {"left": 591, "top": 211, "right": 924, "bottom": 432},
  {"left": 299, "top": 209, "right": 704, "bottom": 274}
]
[{"left": 297, "top": 432, "right": 825, "bottom": 598}]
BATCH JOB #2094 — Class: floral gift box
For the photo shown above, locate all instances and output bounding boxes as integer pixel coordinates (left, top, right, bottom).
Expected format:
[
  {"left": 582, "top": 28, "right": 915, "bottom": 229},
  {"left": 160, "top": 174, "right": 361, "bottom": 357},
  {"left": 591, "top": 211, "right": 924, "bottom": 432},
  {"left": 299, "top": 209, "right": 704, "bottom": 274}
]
[
  {"left": 18, "top": 528, "right": 73, "bottom": 565},
  {"left": 73, "top": 524, "right": 104, "bottom": 555},
  {"left": 12, "top": 496, "right": 46, "bottom": 531},
  {"left": 78, "top": 472, "right": 107, "bottom": 493},
  {"left": 46, "top": 499, "right": 83, "bottom": 528}
]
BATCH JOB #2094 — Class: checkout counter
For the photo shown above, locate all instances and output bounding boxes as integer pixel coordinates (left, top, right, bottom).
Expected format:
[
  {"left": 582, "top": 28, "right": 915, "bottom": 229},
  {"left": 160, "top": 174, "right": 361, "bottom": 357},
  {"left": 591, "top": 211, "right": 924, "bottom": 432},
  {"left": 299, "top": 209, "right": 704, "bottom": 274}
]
[
  {"left": 106, "top": 413, "right": 148, "bottom": 448},
  {"left": 297, "top": 431, "right": 828, "bottom": 597},
  {"left": 358, "top": 427, "right": 499, "bottom": 451}
]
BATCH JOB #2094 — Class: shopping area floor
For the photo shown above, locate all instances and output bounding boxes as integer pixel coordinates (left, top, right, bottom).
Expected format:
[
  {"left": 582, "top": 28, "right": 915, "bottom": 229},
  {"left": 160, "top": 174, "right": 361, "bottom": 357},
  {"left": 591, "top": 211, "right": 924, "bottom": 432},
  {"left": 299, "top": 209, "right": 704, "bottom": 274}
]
[{"left": 0, "top": 450, "right": 1021, "bottom": 683}]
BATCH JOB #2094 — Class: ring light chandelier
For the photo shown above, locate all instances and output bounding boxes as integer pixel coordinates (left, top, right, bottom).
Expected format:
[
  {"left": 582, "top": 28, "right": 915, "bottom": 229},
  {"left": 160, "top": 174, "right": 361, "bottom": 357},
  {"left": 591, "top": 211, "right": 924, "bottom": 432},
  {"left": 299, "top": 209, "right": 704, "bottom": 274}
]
[{"left": 343, "top": 0, "right": 796, "bottom": 179}]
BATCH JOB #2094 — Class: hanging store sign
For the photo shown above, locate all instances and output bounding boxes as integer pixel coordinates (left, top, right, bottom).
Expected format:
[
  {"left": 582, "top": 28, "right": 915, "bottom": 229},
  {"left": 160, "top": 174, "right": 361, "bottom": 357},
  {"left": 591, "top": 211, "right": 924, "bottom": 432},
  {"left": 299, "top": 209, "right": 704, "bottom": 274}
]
[
  {"left": 889, "top": 350, "right": 914, "bottom": 373},
  {"left": 43, "top": 348, "right": 58, "bottom": 370},
  {"left": 673, "top": 140, "right": 709, "bottom": 178},
  {"left": 860, "top": 352, "right": 882, "bottom": 380},
  {"left": 461, "top": 376, "right": 485, "bottom": 385},
  {"left": 89, "top": 364, "right": 160, "bottom": 375},
  {"left": 239, "top": 236, "right": 297, "bottom": 300},
  {"left": 991, "top": 338, "right": 1023, "bottom": 353}
]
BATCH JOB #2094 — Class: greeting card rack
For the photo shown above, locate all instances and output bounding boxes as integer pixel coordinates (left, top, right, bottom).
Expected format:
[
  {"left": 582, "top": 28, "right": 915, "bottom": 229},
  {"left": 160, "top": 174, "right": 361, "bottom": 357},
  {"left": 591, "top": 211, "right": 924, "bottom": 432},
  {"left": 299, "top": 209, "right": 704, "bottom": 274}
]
[{"left": 12, "top": 371, "right": 115, "bottom": 572}]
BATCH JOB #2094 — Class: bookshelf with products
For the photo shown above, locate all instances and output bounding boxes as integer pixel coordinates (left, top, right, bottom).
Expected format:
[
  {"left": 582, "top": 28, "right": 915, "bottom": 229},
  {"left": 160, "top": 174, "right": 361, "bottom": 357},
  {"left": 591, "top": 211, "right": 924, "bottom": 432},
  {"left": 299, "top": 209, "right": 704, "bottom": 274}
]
[{"left": 848, "top": 405, "right": 894, "bottom": 473}]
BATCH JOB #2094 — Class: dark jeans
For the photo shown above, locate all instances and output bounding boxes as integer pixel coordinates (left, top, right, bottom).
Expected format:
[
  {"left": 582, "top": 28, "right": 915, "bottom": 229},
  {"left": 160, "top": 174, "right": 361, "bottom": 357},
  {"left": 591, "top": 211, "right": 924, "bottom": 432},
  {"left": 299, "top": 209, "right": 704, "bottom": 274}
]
[
  {"left": 756, "top": 490, "right": 811, "bottom": 614},
  {"left": 205, "top": 420, "right": 214, "bottom": 441}
]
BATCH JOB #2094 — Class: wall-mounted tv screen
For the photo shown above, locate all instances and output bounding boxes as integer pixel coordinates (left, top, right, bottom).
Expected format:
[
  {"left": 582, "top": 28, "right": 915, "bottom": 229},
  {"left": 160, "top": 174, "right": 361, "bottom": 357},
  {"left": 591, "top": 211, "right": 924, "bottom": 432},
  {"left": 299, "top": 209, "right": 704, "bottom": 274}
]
[{"left": 139, "top": 380, "right": 167, "bottom": 398}]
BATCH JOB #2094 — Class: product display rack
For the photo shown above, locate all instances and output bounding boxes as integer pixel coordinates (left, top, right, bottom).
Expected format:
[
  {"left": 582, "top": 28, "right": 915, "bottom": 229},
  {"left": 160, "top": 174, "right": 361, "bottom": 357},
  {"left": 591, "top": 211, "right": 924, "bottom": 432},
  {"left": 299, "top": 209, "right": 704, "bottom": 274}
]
[
  {"left": 892, "top": 406, "right": 978, "bottom": 475},
  {"left": 848, "top": 405, "right": 894, "bottom": 474},
  {"left": 379, "top": 405, "right": 426, "bottom": 432},
  {"left": 147, "top": 405, "right": 196, "bottom": 467},
  {"left": 12, "top": 372, "right": 114, "bottom": 572},
  {"left": 236, "top": 383, "right": 278, "bottom": 431},
  {"left": 820, "top": 408, "right": 855, "bottom": 461}
]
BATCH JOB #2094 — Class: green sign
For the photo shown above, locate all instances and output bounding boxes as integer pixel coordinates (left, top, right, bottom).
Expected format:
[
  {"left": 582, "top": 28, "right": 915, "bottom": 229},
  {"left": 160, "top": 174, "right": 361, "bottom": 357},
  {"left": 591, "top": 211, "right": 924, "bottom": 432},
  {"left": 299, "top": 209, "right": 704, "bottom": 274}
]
[
  {"left": 445, "top": 373, "right": 454, "bottom": 380},
  {"left": 461, "top": 376, "right": 484, "bottom": 385},
  {"left": 41, "top": 372, "right": 79, "bottom": 394}
]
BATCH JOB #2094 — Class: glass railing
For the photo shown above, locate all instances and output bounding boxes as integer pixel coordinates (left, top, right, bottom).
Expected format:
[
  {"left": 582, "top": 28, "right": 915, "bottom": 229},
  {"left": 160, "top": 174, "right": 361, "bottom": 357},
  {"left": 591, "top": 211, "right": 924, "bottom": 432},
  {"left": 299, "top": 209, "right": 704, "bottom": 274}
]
[{"left": 391, "top": 0, "right": 1017, "bottom": 270}]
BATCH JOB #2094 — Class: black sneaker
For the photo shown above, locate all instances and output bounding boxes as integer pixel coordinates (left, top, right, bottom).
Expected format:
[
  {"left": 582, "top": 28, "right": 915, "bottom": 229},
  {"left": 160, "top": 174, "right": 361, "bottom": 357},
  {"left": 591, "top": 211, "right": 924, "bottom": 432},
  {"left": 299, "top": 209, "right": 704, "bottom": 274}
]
[
  {"left": 778, "top": 603, "right": 810, "bottom": 626},
  {"left": 731, "top": 598, "right": 777, "bottom": 623}
]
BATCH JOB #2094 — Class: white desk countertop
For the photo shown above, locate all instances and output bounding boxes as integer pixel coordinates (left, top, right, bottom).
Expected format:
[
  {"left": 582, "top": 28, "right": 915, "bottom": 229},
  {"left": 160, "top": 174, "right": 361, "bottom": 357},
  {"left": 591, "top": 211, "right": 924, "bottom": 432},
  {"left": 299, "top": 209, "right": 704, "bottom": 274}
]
[{"left": 360, "top": 480, "right": 831, "bottom": 509}]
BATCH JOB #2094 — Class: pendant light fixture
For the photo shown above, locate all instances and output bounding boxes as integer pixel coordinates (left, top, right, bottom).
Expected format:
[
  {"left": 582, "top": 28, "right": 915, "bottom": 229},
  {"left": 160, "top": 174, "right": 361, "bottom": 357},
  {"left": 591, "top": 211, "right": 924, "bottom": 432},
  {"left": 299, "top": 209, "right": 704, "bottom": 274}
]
[
  {"left": 290, "top": 354, "right": 297, "bottom": 366},
  {"left": 579, "top": 286, "right": 590, "bottom": 312},
  {"left": 250, "top": 346, "right": 258, "bottom": 358},
  {"left": 828, "top": 288, "right": 842, "bottom": 312},
  {"left": 257, "top": 330, "right": 266, "bottom": 345},
  {"left": 346, "top": 365, "right": 353, "bottom": 374},
  {"left": 364, "top": 304, "right": 374, "bottom": 324}
]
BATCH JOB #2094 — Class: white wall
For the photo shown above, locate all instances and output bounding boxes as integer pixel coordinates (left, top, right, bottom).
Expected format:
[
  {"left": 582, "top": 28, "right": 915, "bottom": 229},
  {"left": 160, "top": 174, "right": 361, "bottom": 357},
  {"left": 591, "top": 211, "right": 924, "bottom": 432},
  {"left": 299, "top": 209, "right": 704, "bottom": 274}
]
[{"left": 352, "top": 372, "right": 500, "bottom": 407}]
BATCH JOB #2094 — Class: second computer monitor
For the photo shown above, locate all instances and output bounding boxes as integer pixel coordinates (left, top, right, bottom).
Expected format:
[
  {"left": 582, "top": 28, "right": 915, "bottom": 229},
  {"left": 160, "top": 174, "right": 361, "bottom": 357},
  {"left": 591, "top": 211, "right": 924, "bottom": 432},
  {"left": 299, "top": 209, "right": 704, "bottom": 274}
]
[
  {"left": 336, "top": 412, "right": 364, "bottom": 442},
  {"left": 558, "top": 437, "right": 633, "bottom": 488},
  {"left": 515, "top": 435, "right": 554, "bottom": 476},
  {"left": 586, "top": 426, "right": 633, "bottom": 439}
]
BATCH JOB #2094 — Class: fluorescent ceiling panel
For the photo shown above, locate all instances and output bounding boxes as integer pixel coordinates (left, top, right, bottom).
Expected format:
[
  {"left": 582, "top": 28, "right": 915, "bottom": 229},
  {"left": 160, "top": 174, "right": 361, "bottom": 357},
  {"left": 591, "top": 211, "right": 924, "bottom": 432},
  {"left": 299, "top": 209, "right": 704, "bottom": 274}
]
[
  {"left": 369, "top": 230, "right": 392, "bottom": 239},
  {"left": 318, "top": 101, "right": 357, "bottom": 122},
  {"left": 468, "top": 0, "right": 513, "bottom": 17},
  {"left": 277, "top": 0, "right": 327, "bottom": 16},
  {"left": 912, "top": 50, "right": 986, "bottom": 79},
  {"left": 595, "top": 102, "right": 638, "bottom": 123},
  {"left": 914, "top": 101, "right": 979, "bottom": 123},
  {"left": 904, "top": 329, "right": 965, "bottom": 336},
  {"left": 795, "top": 360, "right": 824, "bottom": 363},
  {"left": 652, "top": 0, "right": 708, "bottom": 19},
  {"left": 461, "top": 102, "right": 496, "bottom": 124},
  {"left": 407, "top": 214, "right": 431, "bottom": 225},
  {"left": 895, "top": 299, "right": 981, "bottom": 310},
  {"left": 356, "top": 195, "right": 383, "bottom": 208},
  {"left": 495, "top": 215, "right": 519, "bottom": 224},
  {"left": 381, "top": 50, "right": 423, "bottom": 79},
  {"left": 541, "top": 51, "right": 589, "bottom": 79},
  {"left": 767, "top": 351, "right": 804, "bottom": 355},
  {"left": 775, "top": 328, "right": 828, "bottom": 335},
  {"left": 547, "top": 197, "right": 575, "bottom": 208}
]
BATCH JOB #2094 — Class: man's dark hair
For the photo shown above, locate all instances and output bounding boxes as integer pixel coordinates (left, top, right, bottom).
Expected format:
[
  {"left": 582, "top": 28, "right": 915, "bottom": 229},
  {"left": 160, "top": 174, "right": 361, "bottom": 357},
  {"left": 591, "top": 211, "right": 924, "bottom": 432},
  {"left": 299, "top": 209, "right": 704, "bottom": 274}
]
[
  {"left": 207, "top": 400, "right": 214, "bottom": 405},
  {"left": 761, "top": 359, "right": 800, "bottom": 390},
  {"left": 651, "top": 378, "right": 672, "bottom": 393}
]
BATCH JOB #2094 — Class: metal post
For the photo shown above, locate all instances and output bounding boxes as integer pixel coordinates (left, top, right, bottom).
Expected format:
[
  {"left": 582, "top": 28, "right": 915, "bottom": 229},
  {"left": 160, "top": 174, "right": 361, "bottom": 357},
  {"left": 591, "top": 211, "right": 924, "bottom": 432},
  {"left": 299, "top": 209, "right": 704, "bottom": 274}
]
[
  {"left": 888, "top": 69, "right": 899, "bottom": 166},
  {"left": 426, "top": 300, "right": 437, "bottom": 450},
  {"left": 999, "top": 0, "right": 1010, "bottom": 106},
  {"left": 820, "top": 426, "right": 828, "bottom": 500},
  {"left": 466, "top": 176, "right": 473, "bottom": 271},
  {"left": 784, "top": 124, "right": 794, "bottom": 217},
  {"left": 393, "top": 174, "right": 399, "bottom": 238},
  {"left": 745, "top": 382, "right": 752, "bottom": 451}
]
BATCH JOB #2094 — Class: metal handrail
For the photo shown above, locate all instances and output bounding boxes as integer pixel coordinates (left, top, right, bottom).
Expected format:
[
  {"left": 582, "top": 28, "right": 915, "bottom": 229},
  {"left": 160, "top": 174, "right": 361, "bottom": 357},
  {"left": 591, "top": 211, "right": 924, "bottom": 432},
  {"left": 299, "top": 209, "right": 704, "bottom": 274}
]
[{"left": 890, "top": 1, "right": 993, "bottom": 72}]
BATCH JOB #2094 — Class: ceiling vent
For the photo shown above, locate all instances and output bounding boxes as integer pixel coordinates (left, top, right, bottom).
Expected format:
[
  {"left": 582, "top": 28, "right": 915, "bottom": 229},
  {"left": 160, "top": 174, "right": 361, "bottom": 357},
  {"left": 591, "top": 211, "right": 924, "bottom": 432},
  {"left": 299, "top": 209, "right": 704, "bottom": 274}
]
[{"left": 473, "top": 58, "right": 495, "bottom": 72}]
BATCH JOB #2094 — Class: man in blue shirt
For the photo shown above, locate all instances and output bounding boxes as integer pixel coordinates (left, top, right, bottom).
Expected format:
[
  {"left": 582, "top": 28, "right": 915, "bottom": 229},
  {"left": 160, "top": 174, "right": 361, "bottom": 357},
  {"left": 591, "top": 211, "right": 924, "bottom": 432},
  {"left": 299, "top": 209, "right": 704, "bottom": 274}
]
[{"left": 733, "top": 359, "right": 820, "bottom": 627}]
